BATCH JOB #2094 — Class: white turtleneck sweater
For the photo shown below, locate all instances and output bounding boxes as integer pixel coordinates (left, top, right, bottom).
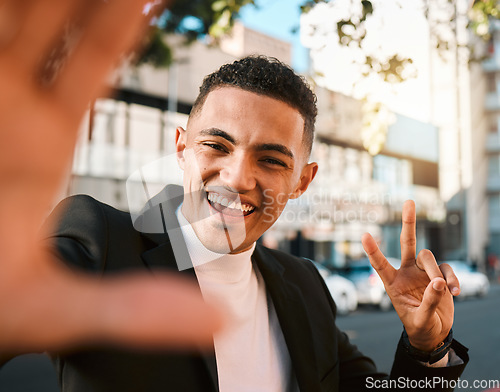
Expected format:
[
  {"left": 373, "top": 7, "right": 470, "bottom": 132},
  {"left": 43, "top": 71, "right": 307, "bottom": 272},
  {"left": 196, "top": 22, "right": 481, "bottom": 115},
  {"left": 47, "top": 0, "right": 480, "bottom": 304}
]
[{"left": 177, "top": 208, "right": 298, "bottom": 392}]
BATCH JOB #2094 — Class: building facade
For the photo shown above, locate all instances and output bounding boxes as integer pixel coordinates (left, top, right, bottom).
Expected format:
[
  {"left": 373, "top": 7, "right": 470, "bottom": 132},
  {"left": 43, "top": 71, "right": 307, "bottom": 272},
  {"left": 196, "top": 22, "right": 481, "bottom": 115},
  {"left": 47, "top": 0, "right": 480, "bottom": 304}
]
[{"left": 483, "top": 21, "right": 500, "bottom": 268}]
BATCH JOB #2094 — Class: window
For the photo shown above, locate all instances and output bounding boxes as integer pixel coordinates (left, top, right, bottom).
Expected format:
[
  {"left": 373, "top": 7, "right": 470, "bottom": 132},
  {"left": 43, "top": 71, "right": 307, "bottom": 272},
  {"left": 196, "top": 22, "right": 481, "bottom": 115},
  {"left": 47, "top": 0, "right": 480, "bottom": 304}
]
[
  {"left": 489, "top": 194, "right": 500, "bottom": 216},
  {"left": 489, "top": 155, "right": 500, "bottom": 177}
]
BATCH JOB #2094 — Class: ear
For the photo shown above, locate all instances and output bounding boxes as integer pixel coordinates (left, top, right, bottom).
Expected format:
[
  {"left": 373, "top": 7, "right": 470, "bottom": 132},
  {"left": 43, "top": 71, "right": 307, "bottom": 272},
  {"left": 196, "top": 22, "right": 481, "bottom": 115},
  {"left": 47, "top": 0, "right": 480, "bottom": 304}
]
[
  {"left": 175, "top": 127, "right": 187, "bottom": 169},
  {"left": 290, "top": 162, "right": 318, "bottom": 199}
]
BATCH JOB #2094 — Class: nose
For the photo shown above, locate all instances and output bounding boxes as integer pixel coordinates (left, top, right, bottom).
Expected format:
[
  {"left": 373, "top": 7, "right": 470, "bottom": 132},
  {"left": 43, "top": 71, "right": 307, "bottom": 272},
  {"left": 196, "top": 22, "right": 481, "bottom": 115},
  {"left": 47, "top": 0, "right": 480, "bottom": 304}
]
[{"left": 219, "top": 153, "right": 257, "bottom": 192}]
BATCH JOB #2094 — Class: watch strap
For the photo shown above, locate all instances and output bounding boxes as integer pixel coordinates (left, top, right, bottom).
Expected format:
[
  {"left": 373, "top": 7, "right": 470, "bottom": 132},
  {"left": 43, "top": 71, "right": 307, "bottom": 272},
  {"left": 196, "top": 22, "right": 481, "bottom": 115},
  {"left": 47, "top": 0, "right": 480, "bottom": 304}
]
[{"left": 401, "top": 328, "right": 453, "bottom": 365}]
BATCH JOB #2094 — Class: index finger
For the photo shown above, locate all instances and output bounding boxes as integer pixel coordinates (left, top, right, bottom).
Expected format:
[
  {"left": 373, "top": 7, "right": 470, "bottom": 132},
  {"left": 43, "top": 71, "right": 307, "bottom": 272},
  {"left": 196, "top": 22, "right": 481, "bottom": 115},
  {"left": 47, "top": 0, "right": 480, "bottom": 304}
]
[
  {"left": 400, "top": 200, "right": 416, "bottom": 266},
  {"left": 362, "top": 233, "right": 396, "bottom": 285}
]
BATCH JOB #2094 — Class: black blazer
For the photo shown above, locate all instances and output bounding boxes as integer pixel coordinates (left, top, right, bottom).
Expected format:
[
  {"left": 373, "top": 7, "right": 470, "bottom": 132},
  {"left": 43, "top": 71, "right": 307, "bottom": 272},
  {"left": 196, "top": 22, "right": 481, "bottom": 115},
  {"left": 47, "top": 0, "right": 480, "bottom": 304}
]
[{"left": 43, "top": 193, "right": 468, "bottom": 392}]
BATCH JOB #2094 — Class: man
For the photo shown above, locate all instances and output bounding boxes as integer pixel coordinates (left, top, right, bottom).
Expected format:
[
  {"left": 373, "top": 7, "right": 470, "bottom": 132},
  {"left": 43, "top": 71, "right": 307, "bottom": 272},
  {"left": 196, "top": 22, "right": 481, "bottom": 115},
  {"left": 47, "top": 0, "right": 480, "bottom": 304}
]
[{"left": 46, "top": 56, "right": 468, "bottom": 391}]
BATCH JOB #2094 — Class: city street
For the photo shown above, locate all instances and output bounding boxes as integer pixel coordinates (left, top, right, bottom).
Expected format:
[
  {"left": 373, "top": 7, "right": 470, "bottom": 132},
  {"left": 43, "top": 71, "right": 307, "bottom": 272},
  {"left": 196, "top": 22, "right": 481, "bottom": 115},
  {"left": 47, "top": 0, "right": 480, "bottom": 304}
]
[
  {"left": 336, "top": 284, "right": 500, "bottom": 391},
  {"left": 1, "top": 285, "right": 499, "bottom": 391}
]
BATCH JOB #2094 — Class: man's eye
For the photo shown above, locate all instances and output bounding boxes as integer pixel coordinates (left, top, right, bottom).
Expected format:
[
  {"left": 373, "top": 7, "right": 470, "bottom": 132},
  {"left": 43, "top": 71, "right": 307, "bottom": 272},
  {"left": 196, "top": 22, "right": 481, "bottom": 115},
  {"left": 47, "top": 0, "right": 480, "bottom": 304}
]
[
  {"left": 262, "top": 158, "right": 286, "bottom": 167},
  {"left": 204, "top": 143, "right": 227, "bottom": 152}
]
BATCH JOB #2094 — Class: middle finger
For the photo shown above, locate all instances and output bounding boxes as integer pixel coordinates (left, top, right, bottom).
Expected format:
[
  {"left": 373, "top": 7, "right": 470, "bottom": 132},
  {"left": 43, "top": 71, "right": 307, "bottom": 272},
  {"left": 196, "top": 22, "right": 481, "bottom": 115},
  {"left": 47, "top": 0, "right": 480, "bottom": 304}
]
[{"left": 400, "top": 200, "right": 417, "bottom": 266}]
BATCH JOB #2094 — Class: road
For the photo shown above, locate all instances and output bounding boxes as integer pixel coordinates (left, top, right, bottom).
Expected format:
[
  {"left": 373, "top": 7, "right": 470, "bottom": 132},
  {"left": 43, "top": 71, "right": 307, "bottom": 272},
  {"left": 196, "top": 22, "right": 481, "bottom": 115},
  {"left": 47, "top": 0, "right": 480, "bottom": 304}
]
[
  {"left": 336, "top": 284, "right": 500, "bottom": 391},
  {"left": 1, "top": 285, "right": 499, "bottom": 391}
]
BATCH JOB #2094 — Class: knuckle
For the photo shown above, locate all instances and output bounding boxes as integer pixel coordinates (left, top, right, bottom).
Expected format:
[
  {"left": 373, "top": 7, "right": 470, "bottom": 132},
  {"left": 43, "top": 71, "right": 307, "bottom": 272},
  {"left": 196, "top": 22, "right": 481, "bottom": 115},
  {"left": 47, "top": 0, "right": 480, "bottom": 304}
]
[
  {"left": 400, "top": 236, "right": 416, "bottom": 246},
  {"left": 417, "top": 249, "right": 433, "bottom": 259},
  {"left": 365, "top": 248, "right": 378, "bottom": 257},
  {"left": 402, "top": 217, "right": 415, "bottom": 225},
  {"left": 372, "top": 260, "right": 387, "bottom": 272}
]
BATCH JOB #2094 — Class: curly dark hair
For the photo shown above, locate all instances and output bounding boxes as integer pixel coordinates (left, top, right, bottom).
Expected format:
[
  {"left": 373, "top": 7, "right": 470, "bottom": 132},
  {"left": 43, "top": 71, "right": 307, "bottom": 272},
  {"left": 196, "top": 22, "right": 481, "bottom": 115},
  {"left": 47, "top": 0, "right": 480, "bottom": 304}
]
[{"left": 190, "top": 55, "right": 317, "bottom": 154}]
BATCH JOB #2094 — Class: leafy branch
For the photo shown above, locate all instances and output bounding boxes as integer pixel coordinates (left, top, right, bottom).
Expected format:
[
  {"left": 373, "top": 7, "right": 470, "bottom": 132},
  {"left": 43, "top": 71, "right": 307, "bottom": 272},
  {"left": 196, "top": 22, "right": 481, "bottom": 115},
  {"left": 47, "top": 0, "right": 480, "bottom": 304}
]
[{"left": 135, "top": 0, "right": 254, "bottom": 68}]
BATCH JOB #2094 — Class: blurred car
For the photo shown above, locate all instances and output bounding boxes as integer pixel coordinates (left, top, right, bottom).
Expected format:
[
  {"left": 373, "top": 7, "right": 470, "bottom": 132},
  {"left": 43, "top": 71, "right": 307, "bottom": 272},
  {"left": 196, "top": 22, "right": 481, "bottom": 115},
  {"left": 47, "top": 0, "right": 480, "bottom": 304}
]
[
  {"left": 341, "top": 258, "right": 400, "bottom": 311},
  {"left": 441, "top": 261, "right": 489, "bottom": 299},
  {"left": 311, "top": 261, "right": 358, "bottom": 315}
]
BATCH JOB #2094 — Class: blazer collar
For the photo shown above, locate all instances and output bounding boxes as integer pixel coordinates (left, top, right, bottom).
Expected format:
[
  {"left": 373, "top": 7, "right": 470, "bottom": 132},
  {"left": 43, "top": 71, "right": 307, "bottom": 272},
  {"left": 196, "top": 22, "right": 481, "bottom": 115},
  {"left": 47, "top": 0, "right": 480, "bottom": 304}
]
[
  {"left": 253, "top": 245, "right": 320, "bottom": 391},
  {"left": 137, "top": 185, "right": 190, "bottom": 269}
]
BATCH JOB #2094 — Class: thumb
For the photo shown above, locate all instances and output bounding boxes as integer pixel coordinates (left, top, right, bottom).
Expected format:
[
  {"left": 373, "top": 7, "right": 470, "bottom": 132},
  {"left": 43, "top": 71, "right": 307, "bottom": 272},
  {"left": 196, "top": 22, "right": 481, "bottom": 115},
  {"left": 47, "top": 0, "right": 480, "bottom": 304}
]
[{"left": 418, "top": 277, "right": 446, "bottom": 318}]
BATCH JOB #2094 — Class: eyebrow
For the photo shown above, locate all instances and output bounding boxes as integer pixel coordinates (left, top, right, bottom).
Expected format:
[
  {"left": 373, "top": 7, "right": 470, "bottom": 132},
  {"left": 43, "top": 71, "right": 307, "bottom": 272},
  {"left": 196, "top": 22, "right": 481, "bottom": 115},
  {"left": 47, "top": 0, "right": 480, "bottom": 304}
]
[
  {"left": 199, "top": 127, "right": 294, "bottom": 160},
  {"left": 256, "top": 143, "right": 294, "bottom": 160},
  {"left": 199, "top": 128, "right": 235, "bottom": 144}
]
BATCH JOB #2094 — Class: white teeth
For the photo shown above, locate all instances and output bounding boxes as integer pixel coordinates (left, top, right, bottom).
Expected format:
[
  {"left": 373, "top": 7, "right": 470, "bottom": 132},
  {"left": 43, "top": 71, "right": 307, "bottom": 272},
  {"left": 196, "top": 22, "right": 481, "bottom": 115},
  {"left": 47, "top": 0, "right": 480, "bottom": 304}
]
[{"left": 207, "top": 192, "right": 255, "bottom": 213}]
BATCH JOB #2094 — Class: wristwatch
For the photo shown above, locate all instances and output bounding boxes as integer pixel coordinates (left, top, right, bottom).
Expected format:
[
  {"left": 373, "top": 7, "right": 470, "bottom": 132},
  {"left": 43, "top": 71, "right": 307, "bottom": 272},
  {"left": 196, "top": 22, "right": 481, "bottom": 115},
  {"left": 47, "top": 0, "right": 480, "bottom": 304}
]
[{"left": 401, "top": 328, "right": 453, "bottom": 365}]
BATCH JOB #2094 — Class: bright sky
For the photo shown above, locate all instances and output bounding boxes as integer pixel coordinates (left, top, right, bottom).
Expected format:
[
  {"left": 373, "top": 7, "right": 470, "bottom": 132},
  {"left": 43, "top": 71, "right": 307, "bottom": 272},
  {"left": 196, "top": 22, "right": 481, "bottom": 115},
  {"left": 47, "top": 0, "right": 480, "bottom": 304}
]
[
  {"left": 240, "top": 0, "right": 436, "bottom": 122},
  {"left": 239, "top": 0, "right": 309, "bottom": 72},
  {"left": 301, "top": 0, "right": 433, "bottom": 122}
]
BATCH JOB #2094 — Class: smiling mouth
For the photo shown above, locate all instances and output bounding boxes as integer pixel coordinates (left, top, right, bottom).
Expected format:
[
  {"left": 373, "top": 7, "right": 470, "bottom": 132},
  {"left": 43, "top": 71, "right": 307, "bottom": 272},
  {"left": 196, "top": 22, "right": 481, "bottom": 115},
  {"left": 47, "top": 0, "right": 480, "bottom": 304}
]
[{"left": 207, "top": 192, "right": 256, "bottom": 217}]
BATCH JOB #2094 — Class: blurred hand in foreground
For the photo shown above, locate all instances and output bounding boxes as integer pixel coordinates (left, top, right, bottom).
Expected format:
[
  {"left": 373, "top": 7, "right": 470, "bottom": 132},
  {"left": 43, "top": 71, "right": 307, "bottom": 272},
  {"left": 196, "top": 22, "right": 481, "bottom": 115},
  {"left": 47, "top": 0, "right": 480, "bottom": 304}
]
[
  {"left": 0, "top": 0, "right": 221, "bottom": 354},
  {"left": 362, "top": 200, "right": 460, "bottom": 352}
]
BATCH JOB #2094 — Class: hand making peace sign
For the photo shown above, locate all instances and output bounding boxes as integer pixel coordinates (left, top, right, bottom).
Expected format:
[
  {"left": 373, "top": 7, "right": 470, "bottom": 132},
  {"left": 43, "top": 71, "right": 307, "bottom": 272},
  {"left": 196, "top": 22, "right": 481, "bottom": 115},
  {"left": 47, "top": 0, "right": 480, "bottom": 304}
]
[{"left": 362, "top": 200, "right": 460, "bottom": 352}]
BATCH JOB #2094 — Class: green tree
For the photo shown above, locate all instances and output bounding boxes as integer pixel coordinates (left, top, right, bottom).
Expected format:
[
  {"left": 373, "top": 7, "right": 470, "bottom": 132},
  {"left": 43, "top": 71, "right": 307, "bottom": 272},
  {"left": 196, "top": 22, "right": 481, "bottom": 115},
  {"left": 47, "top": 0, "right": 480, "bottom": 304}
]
[
  {"left": 136, "top": 0, "right": 254, "bottom": 68},
  {"left": 469, "top": 0, "right": 500, "bottom": 40}
]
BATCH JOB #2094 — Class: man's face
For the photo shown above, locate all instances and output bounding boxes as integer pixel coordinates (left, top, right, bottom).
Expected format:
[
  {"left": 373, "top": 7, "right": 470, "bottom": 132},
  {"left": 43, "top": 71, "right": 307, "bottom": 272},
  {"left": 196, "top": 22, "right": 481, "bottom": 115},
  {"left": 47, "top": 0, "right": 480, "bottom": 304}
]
[{"left": 176, "top": 86, "right": 317, "bottom": 254}]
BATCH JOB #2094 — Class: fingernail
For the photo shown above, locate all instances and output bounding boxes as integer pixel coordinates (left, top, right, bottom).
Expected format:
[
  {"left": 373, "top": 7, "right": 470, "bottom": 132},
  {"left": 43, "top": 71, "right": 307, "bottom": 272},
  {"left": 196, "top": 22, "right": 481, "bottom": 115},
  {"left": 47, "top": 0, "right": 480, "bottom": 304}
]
[
  {"left": 433, "top": 281, "right": 444, "bottom": 291},
  {"left": 451, "top": 287, "right": 460, "bottom": 296}
]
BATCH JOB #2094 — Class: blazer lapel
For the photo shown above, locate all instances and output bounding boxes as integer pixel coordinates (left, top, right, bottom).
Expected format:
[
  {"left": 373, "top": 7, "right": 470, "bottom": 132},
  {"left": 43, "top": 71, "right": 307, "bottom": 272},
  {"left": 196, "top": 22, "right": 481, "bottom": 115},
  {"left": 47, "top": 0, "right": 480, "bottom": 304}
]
[
  {"left": 138, "top": 190, "right": 220, "bottom": 392},
  {"left": 253, "top": 246, "right": 320, "bottom": 392}
]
